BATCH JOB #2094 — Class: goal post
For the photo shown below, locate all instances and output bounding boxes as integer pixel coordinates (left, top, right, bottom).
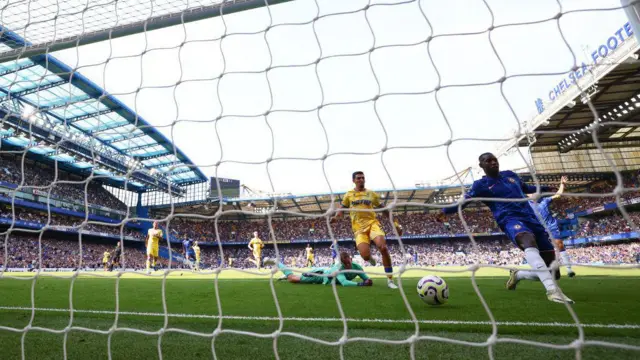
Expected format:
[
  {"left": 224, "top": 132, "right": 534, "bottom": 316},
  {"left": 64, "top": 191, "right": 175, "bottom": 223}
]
[{"left": 0, "top": 0, "right": 294, "bottom": 62}]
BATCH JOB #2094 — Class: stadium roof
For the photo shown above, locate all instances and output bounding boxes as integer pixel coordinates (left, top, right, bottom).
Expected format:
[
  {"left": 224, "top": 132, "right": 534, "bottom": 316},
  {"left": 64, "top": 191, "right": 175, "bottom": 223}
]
[
  {"left": 519, "top": 55, "right": 640, "bottom": 150},
  {"left": 0, "top": 28, "right": 206, "bottom": 192},
  {"left": 491, "top": 25, "right": 640, "bottom": 175}
]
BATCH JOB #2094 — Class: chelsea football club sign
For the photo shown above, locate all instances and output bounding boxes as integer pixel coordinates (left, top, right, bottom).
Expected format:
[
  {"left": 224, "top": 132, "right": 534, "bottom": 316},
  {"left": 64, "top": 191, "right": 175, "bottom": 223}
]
[{"left": 535, "top": 22, "right": 634, "bottom": 114}]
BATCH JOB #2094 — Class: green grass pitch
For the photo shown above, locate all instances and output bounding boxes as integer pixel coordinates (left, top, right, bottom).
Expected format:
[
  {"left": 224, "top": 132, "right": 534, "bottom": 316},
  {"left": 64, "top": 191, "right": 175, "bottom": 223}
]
[{"left": 0, "top": 266, "right": 639, "bottom": 360}]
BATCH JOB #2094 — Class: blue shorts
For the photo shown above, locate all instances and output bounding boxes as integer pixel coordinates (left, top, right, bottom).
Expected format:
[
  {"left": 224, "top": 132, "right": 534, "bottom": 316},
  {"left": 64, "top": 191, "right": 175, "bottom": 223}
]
[
  {"left": 186, "top": 250, "right": 195, "bottom": 259},
  {"left": 504, "top": 219, "right": 554, "bottom": 252}
]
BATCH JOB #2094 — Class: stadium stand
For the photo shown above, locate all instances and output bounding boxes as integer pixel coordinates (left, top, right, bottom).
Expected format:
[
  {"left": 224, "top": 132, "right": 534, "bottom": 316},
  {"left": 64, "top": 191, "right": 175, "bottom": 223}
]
[{"left": 0, "top": 154, "right": 127, "bottom": 210}]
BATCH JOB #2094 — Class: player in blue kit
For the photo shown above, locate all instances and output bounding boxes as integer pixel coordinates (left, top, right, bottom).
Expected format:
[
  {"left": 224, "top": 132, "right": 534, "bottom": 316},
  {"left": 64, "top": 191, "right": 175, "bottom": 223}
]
[
  {"left": 439, "top": 153, "right": 574, "bottom": 304},
  {"left": 524, "top": 175, "right": 576, "bottom": 280},
  {"left": 182, "top": 237, "right": 195, "bottom": 267},
  {"left": 330, "top": 243, "right": 338, "bottom": 264}
]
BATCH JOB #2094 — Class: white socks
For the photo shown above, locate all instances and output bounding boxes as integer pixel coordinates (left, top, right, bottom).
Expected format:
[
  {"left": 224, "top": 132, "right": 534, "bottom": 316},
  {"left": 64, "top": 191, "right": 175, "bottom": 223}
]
[
  {"left": 516, "top": 270, "right": 539, "bottom": 281},
  {"left": 523, "top": 247, "right": 556, "bottom": 293},
  {"left": 560, "top": 251, "right": 573, "bottom": 271}
]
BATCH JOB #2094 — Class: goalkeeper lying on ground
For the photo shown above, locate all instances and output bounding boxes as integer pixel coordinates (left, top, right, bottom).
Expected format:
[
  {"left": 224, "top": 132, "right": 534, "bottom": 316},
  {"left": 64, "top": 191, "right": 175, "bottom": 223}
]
[{"left": 263, "top": 252, "right": 373, "bottom": 287}]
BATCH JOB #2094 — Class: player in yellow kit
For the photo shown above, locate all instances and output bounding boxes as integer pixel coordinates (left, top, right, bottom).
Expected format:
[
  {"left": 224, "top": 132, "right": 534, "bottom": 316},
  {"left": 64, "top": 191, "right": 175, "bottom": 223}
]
[
  {"left": 193, "top": 241, "right": 201, "bottom": 271},
  {"left": 146, "top": 221, "right": 163, "bottom": 274},
  {"left": 305, "top": 244, "right": 314, "bottom": 267},
  {"left": 331, "top": 171, "right": 403, "bottom": 289},
  {"left": 248, "top": 231, "right": 264, "bottom": 269},
  {"left": 102, "top": 251, "right": 110, "bottom": 271}
]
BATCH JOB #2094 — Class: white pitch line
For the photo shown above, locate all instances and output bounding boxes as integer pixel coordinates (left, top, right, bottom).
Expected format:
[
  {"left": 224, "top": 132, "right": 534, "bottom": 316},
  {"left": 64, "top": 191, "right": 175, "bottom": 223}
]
[{"left": 1, "top": 306, "right": 639, "bottom": 329}]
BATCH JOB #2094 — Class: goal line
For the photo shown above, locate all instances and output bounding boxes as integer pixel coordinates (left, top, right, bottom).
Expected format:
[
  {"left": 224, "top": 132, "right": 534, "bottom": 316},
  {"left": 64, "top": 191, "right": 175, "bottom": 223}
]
[{"left": 0, "top": 306, "right": 638, "bottom": 330}]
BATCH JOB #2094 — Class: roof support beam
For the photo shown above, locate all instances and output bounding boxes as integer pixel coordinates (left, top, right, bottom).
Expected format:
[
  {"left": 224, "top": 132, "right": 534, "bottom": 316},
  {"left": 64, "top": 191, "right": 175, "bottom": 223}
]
[
  {"left": 166, "top": 168, "right": 192, "bottom": 176},
  {"left": 66, "top": 109, "right": 114, "bottom": 123},
  {"left": 122, "top": 143, "right": 158, "bottom": 153},
  {"left": 314, "top": 195, "right": 323, "bottom": 212},
  {"left": 290, "top": 198, "right": 304, "bottom": 213},
  {"left": 8, "top": 79, "right": 67, "bottom": 97},
  {"left": 136, "top": 151, "right": 171, "bottom": 161},
  {"left": 406, "top": 190, "right": 416, "bottom": 202},
  {"left": 147, "top": 160, "right": 182, "bottom": 169},
  {"left": 0, "top": 62, "right": 37, "bottom": 76},
  {"left": 104, "top": 131, "right": 146, "bottom": 144},
  {"left": 36, "top": 94, "right": 92, "bottom": 111},
  {"left": 89, "top": 121, "right": 130, "bottom": 134}
]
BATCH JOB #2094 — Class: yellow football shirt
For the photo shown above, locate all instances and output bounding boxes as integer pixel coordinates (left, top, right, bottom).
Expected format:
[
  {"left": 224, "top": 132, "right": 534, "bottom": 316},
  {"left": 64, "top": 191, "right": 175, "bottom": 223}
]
[
  {"left": 341, "top": 189, "right": 382, "bottom": 231},
  {"left": 249, "top": 237, "right": 264, "bottom": 253},
  {"left": 147, "top": 229, "right": 163, "bottom": 246}
]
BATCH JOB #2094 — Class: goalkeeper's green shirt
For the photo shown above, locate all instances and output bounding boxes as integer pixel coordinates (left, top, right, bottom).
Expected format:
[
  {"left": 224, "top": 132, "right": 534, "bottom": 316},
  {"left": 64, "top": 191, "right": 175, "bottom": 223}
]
[{"left": 322, "top": 263, "right": 369, "bottom": 287}]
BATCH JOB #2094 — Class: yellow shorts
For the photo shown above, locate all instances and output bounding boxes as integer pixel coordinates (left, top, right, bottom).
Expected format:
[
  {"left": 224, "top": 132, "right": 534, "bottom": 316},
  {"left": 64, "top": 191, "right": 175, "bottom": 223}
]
[
  {"left": 147, "top": 243, "right": 159, "bottom": 257},
  {"left": 354, "top": 222, "right": 385, "bottom": 246},
  {"left": 307, "top": 256, "right": 314, "bottom": 262},
  {"left": 253, "top": 251, "right": 262, "bottom": 260}
]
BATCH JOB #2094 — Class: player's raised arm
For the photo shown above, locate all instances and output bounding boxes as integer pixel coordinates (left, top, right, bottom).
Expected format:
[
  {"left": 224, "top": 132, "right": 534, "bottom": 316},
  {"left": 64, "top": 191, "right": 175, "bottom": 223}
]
[
  {"left": 330, "top": 201, "right": 347, "bottom": 223},
  {"left": 551, "top": 176, "right": 568, "bottom": 200},
  {"left": 441, "top": 181, "right": 481, "bottom": 216},
  {"left": 516, "top": 172, "right": 553, "bottom": 194}
]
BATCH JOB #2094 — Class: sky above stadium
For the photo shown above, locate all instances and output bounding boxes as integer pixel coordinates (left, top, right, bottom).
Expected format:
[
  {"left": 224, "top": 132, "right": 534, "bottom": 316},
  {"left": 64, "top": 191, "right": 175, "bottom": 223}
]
[{"left": 52, "top": 0, "right": 630, "bottom": 196}]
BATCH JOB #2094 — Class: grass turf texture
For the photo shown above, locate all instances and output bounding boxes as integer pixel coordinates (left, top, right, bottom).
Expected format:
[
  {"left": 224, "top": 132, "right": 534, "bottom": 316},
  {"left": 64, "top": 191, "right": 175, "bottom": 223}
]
[{"left": 0, "top": 266, "right": 639, "bottom": 360}]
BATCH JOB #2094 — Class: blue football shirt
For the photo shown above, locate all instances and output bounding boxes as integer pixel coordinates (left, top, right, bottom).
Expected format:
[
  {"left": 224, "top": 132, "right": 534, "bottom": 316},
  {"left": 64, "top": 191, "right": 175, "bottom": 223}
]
[{"left": 443, "top": 170, "right": 550, "bottom": 230}]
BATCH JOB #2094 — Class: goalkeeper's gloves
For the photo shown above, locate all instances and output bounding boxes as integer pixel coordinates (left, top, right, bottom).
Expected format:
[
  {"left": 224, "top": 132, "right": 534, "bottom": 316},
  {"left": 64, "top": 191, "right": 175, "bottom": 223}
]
[{"left": 358, "top": 279, "right": 373, "bottom": 286}]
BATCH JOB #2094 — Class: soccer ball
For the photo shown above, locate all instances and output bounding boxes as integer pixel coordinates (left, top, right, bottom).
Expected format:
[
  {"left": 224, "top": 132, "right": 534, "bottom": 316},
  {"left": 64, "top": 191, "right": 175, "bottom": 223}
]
[{"left": 417, "top": 275, "right": 448, "bottom": 305}]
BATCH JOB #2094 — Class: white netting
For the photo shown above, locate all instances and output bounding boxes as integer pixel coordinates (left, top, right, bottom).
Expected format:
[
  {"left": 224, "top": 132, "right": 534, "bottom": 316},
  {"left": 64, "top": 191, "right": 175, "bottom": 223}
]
[{"left": 1, "top": 0, "right": 640, "bottom": 359}]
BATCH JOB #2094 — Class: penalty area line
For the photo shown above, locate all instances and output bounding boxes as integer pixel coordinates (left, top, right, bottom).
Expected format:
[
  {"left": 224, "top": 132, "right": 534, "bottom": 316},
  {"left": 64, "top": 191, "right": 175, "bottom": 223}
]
[{"left": 0, "top": 306, "right": 639, "bottom": 329}]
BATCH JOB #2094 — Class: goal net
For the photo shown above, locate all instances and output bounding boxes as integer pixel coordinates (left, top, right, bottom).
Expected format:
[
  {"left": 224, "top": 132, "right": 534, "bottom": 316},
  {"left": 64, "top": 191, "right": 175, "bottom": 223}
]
[{"left": 1, "top": 0, "right": 640, "bottom": 359}]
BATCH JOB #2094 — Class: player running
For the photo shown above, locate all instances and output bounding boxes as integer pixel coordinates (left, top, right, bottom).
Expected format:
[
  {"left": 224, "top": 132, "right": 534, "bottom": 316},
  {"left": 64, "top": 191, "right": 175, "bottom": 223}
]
[
  {"left": 146, "top": 221, "right": 163, "bottom": 274},
  {"left": 305, "top": 244, "right": 314, "bottom": 267},
  {"left": 264, "top": 252, "right": 373, "bottom": 287},
  {"left": 330, "top": 242, "right": 338, "bottom": 264},
  {"left": 109, "top": 242, "right": 122, "bottom": 271},
  {"left": 193, "top": 241, "right": 201, "bottom": 271},
  {"left": 523, "top": 175, "right": 576, "bottom": 281},
  {"left": 331, "top": 171, "right": 403, "bottom": 289},
  {"left": 439, "top": 153, "right": 574, "bottom": 304},
  {"left": 102, "top": 250, "right": 110, "bottom": 271},
  {"left": 248, "top": 231, "right": 264, "bottom": 269},
  {"left": 182, "top": 236, "right": 195, "bottom": 268}
]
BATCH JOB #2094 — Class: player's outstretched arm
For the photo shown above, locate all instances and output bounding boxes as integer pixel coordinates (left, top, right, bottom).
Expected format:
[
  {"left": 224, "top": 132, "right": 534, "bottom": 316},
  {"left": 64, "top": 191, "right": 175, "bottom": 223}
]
[
  {"left": 551, "top": 176, "right": 568, "bottom": 200},
  {"left": 335, "top": 272, "right": 372, "bottom": 287},
  {"left": 353, "top": 264, "right": 371, "bottom": 282},
  {"left": 441, "top": 181, "right": 481, "bottom": 216},
  {"left": 330, "top": 203, "right": 344, "bottom": 223},
  {"left": 515, "top": 172, "right": 552, "bottom": 194}
]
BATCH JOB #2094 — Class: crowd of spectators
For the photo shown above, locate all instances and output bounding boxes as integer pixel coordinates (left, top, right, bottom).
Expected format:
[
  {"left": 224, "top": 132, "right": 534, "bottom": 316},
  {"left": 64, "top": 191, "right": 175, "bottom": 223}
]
[
  {"left": 168, "top": 210, "right": 501, "bottom": 244},
  {"left": 574, "top": 213, "right": 640, "bottom": 238},
  {"left": 0, "top": 155, "right": 126, "bottom": 211},
  {"left": 0, "top": 207, "right": 142, "bottom": 239},
  {"left": 3, "top": 161, "right": 640, "bottom": 270},
  {"left": 2, "top": 233, "right": 638, "bottom": 270}
]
